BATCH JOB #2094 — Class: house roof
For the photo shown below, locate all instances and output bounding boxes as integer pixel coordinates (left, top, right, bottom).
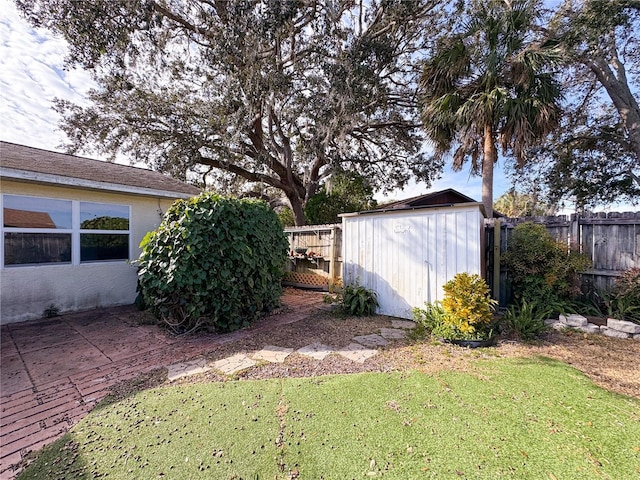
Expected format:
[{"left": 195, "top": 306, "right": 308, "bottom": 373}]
[{"left": 0, "top": 141, "right": 200, "bottom": 198}]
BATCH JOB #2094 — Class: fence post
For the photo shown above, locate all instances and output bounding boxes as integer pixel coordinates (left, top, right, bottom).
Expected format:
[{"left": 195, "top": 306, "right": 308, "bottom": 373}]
[
  {"left": 570, "top": 213, "right": 580, "bottom": 252},
  {"left": 329, "top": 226, "right": 337, "bottom": 290},
  {"left": 492, "top": 219, "right": 501, "bottom": 303}
]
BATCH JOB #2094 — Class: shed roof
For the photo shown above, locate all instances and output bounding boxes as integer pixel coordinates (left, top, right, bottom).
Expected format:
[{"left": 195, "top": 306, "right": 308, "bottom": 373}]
[
  {"left": 3, "top": 208, "right": 56, "bottom": 228},
  {"left": 378, "top": 188, "right": 478, "bottom": 210},
  {"left": 0, "top": 141, "right": 200, "bottom": 198},
  {"left": 341, "top": 188, "right": 486, "bottom": 217}
]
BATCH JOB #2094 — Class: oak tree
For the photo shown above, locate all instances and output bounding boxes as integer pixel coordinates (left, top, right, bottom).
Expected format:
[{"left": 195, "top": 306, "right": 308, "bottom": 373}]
[
  {"left": 17, "top": 0, "right": 442, "bottom": 225},
  {"left": 518, "top": 0, "right": 640, "bottom": 208}
]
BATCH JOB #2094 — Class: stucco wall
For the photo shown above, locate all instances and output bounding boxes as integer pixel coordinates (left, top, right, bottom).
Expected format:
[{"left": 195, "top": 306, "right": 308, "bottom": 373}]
[{"left": 1, "top": 179, "right": 184, "bottom": 324}]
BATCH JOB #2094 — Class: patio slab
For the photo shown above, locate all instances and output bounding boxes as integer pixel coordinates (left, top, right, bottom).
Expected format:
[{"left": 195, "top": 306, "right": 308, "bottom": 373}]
[
  {"left": 211, "top": 354, "right": 256, "bottom": 375},
  {"left": 167, "top": 358, "right": 211, "bottom": 381},
  {"left": 252, "top": 345, "right": 294, "bottom": 363},
  {"left": 297, "top": 342, "right": 334, "bottom": 360},
  {"left": 335, "top": 343, "right": 378, "bottom": 363},
  {"left": 391, "top": 320, "right": 416, "bottom": 329},
  {"left": 9, "top": 322, "right": 81, "bottom": 354},
  {"left": 379, "top": 328, "right": 407, "bottom": 340},
  {"left": 0, "top": 354, "right": 31, "bottom": 397},
  {"left": 352, "top": 334, "right": 388, "bottom": 348},
  {"left": 0, "top": 289, "right": 326, "bottom": 478},
  {"left": 21, "top": 338, "right": 112, "bottom": 385}
]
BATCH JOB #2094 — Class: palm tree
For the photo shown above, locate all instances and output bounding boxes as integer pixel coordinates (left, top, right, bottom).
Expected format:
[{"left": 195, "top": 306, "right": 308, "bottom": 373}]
[
  {"left": 493, "top": 189, "right": 557, "bottom": 217},
  {"left": 419, "top": 0, "right": 563, "bottom": 218}
]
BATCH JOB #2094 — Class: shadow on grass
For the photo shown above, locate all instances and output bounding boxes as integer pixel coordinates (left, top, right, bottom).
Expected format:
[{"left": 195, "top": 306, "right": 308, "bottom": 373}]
[{"left": 16, "top": 434, "right": 89, "bottom": 480}]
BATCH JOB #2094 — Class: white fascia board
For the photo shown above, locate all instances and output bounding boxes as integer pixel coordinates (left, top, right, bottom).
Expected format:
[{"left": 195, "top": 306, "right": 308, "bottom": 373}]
[
  {"left": 339, "top": 202, "right": 486, "bottom": 218},
  {"left": 0, "top": 167, "right": 195, "bottom": 199}
]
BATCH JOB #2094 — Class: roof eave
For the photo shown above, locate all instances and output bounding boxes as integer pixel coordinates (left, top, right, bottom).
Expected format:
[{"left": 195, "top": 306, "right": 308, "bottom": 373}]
[{"left": 1, "top": 167, "right": 197, "bottom": 199}]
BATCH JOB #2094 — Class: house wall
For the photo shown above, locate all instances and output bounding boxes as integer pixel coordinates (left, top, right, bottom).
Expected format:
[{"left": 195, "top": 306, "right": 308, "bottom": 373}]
[
  {"left": 342, "top": 205, "right": 484, "bottom": 319},
  {"left": 1, "top": 179, "right": 180, "bottom": 324}
]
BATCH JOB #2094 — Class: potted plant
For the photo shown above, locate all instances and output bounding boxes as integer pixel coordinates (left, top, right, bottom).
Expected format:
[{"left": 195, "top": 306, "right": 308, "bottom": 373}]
[{"left": 423, "top": 273, "right": 498, "bottom": 347}]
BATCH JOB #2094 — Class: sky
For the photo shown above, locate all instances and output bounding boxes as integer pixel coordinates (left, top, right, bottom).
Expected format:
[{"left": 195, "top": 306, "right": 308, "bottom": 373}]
[{"left": 0, "top": 0, "right": 633, "bottom": 212}]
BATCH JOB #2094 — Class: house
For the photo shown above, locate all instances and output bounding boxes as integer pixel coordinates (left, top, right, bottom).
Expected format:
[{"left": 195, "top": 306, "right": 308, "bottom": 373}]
[
  {"left": 340, "top": 189, "right": 486, "bottom": 319},
  {"left": 0, "top": 141, "right": 200, "bottom": 324}
]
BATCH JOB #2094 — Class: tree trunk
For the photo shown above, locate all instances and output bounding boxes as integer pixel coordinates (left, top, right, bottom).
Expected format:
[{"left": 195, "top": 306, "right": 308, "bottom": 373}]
[
  {"left": 482, "top": 123, "right": 497, "bottom": 219},
  {"left": 288, "top": 194, "right": 307, "bottom": 226},
  {"left": 588, "top": 55, "right": 640, "bottom": 164}
]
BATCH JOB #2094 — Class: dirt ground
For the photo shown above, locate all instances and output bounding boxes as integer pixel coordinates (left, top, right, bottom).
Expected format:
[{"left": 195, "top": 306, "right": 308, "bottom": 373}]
[{"left": 116, "top": 289, "right": 640, "bottom": 400}]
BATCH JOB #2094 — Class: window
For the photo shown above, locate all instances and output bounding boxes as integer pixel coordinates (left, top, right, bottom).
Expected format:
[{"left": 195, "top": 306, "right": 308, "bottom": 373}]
[
  {"left": 2, "top": 195, "right": 130, "bottom": 267},
  {"left": 3, "top": 195, "right": 72, "bottom": 266},
  {"left": 80, "top": 202, "right": 130, "bottom": 262}
]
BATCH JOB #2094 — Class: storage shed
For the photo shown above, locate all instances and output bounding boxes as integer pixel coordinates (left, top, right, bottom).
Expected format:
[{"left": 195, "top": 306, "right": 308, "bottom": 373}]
[{"left": 341, "top": 190, "right": 486, "bottom": 319}]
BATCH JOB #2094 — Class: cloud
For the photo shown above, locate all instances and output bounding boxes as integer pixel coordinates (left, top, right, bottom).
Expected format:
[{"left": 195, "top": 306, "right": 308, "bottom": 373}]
[{"left": 0, "top": 0, "right": 95, "bottom": 153}]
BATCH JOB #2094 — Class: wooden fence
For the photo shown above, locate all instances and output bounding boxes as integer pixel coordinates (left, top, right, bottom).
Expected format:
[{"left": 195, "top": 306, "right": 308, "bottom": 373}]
[
  {"left": 283, "top": 212, "right": 639, "bottom": 299},
  {"left": 485, "top": 212, "right": 640, "bottom": 306},
  {"left": 283, "top": 224, "right": 342, "bottom": 290}
]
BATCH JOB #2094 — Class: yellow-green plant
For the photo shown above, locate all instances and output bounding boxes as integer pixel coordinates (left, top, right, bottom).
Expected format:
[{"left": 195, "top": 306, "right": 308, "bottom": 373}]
[{"left": 434, "top": 273, "right": 497, "bottom": 340}]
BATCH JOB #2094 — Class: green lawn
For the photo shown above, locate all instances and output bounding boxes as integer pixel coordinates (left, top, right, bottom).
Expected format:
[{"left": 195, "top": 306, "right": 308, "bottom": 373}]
[{"left": 19, "top": 357, "right": 640, "bottom": 479}]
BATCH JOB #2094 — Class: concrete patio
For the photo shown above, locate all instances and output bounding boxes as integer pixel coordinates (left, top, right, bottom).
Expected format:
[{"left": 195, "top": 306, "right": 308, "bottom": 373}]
[{"left": 0, "top": 290, "right": 325, "bottom": 478}]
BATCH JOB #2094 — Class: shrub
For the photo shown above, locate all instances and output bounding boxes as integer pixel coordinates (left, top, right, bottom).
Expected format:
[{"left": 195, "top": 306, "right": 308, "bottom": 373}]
[
  {"left": 576, "top": 268, "right": 640, "bottom": 323},
  {"left": 503, "top": 222, "right": 591, "bottom": 304},
  {"left": 137, "top": 194, "right": 288, "bottom": 334},
  {"left": 502, "top": 298, "right": 552, "bottom": 340},
  {"left": 412, "top": 302, "right": 447, "bottom": 332},
  {"left": 427, "top": 273, "right": 498, "bottom": 341},
  {"left": 341, "top": 284, "right": 379, "bottom": 316},
  {"left": 411, "top": 302, "right": 447, "bottom": 340},
  {"left": 613, "top": 267, "right": 640, "bottom": 322}
]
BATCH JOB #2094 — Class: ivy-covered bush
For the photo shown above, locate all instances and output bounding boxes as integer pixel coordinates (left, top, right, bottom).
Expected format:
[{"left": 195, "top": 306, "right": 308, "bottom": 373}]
[
  {"left": 137, "top": 194, "right": 288, "bottom": 333},
  {"left": 503, "top": 222, "right": 590, "bottom": 304}
]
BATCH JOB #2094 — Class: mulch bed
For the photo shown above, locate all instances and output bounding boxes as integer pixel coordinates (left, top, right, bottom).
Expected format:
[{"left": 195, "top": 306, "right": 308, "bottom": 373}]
[{"left": 112, "top": 302, "right": 640, "bottom": 401}]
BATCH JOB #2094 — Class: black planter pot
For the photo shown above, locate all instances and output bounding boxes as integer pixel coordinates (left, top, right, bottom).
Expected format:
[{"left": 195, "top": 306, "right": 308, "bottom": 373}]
[{"left": 443, "top": 337, "right": 496, "bottom": 348}]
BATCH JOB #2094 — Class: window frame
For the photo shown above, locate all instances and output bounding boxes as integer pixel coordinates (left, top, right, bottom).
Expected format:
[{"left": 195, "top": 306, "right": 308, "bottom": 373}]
[{"left": 1, "top": 194, "right": 131, "bottom": 268}]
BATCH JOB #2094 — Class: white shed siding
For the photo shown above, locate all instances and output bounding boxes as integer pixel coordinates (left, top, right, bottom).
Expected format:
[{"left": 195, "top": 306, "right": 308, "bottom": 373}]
[{"left": 342, "top": 205, "right": 484, "bottom": 319}]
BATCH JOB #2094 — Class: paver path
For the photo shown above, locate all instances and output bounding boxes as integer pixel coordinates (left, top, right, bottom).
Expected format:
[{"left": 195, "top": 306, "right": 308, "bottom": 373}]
[
  {"left": 0, "top": 291, "right": 326, "bottom": 479},
  {"left": 167, "top": 325, "right": 410, "bottom": 380}
]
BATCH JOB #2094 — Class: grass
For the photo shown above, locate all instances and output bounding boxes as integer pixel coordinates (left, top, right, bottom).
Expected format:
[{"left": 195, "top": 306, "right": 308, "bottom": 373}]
[{"left": 18, "top": 358, "right": 640, "bottom": 480}]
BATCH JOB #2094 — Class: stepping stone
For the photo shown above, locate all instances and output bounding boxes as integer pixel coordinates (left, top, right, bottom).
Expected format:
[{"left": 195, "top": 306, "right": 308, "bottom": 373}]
[
  {"left": 336, "top": 343, "right": 378, "bottom": 364},
  {"left": 297, "top": 342, "right": 334, "bottom": 360},
  {"left": 167, "top": 358, "right": 210, "bottom": 381},
  {"left": 211, "top": 354, "right": 256, "bottom": 375},
  {"left": 352, "top": 334, "right": 388, "bottom": 348},
  {"left": 391, "top": 320, "right": 416, "bottom": 329},
  {"left": 379, "top": 328, "right": 407, "bottom": 340},
  {"left": 252, "top": 345, "right": 294, "bottom": 363}
]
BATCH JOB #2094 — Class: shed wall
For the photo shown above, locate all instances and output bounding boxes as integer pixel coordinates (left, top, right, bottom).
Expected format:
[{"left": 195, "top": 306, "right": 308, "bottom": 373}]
[{"left": 342, "top": 206, "right": 483, "bottom": 319}]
